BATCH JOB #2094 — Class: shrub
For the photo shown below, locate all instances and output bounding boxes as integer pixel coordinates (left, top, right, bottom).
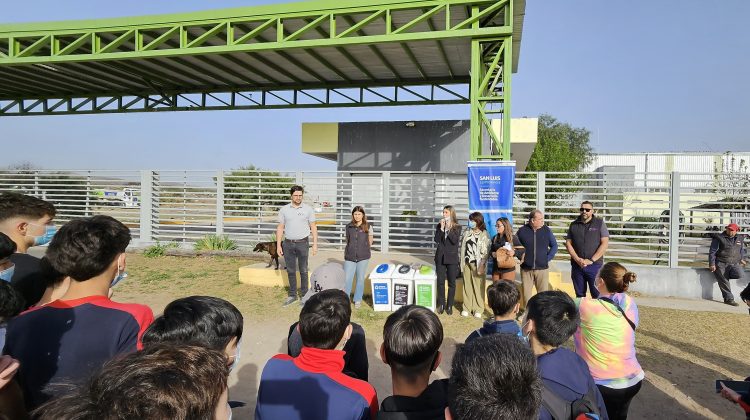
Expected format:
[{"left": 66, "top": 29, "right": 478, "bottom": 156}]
[
  {"left": 143, "top": 241, "right": 178, "bottom": 258},
  {"left": 194, "top": 235, "right": 238, "bottom": 251}
]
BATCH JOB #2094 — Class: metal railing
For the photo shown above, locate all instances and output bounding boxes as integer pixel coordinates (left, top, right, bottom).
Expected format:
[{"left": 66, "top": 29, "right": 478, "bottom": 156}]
[{"left": 1, "top": 169, "right": 747, "bottom": 268}]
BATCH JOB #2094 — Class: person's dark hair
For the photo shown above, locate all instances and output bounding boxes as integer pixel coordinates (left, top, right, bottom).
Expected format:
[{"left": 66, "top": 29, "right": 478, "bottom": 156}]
[
  {"left": 599, "top": 262, "right": 637, "bottom": 293},
  {"left": 448, "top": 334, "right": 541, "bottom": 420},
  {"left": 290, "top": 185, "right": 304, "bottom": 196},
  {"left": 33, "top": 344, "right": 228, "bottom": 420},
  {"left": 528, "top": 209, "right": 542, "bottom": 222},
  {"left": 299, "top": 289, "right": 351, "bottom": 350},
  {"left": 580, "top": 201, "right": 594, "bottom": 209},
  {"left": 142, "top": 296, "right": 243, "bottom": 352},
  {"left": 39, "top": 257, "right": 66, "bottom": 288},
  {"left": 487, "top": 281, "right": 520, "bottom": 317},
  {"left": 525, "top": 291, "right": 579, "bottom": 347},
  {"left": 383, "top": 305, "right": 443, "bottom": 379},
  {"left": 0, "top": 192, "right": 56, "bottom": 222},
  {"left": 45, "top": 215, "right": 131, "bottom": 281},
  {"left": 0, "top": 232, "right": 16, "bottom": 259},
  {"left": 0, "top": 282, "right": 25, "bottom": 320},
  {"left": 468, "top": 212, "right": 486, "bottom": 231}
]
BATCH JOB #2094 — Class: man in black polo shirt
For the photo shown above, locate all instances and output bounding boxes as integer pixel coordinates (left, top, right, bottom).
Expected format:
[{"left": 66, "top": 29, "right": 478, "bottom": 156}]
[{"left": 564, "top": 201, "right": 609, "bottom": 298}]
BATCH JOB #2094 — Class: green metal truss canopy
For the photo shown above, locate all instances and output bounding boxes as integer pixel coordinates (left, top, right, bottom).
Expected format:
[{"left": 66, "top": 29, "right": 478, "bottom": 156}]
[{"left": 0, "top": 0, "right": 525, "bottom": 160}]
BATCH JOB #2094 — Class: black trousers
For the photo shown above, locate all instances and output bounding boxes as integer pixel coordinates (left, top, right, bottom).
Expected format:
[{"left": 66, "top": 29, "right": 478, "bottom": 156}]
[
  {"left": 436, "top": 263, "right": 458, "bottom": 308},
  {"left": 597, "top": 381, "right": 642, "bottom": 420},
  {"left": 714, "top": 261, "right": 737, "bottom": 302}
]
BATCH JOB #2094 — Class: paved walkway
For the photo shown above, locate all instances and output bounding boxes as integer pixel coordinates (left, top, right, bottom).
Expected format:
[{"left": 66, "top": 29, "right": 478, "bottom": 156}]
[{"left": 306, "top": 249, "right": 750, "bottom": 314}]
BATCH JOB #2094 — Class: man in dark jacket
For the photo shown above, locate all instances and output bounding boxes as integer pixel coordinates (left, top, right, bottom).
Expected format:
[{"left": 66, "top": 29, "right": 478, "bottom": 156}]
[
  {"left": 565, "top": 201, "right": 609, "bottom": 298},
  {"left": 709, "top": 223, "right": 747, "bottom": 306},
  {"left": 516, "top": 209, "right": 558, "bottom": 305},
  {"left": 523, "top": 291, "right": 608, "bottom": 420},
  {"left": 378, "top": 305, "right": 447, "bottom": 420}
]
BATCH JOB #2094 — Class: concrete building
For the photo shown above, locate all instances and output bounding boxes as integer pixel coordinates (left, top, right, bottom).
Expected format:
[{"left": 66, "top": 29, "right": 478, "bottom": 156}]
[{"left": 302, "top": 118, "right": 539, "bottom": 173}]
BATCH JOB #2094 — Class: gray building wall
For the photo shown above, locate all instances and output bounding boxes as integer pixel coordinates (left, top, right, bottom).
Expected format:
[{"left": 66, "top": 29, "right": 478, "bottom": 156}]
[{"left": 337, "top": 120, "right": 471, "bottom": 173}]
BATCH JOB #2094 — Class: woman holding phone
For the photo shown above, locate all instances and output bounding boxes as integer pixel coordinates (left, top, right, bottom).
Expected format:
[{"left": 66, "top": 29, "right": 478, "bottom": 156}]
[{"left": 434, "top": 205, "right": 461, "bottom": 315}]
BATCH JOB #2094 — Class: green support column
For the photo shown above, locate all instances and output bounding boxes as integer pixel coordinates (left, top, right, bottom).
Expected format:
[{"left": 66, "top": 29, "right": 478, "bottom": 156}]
[{"left": 469, "top": 36, "right": 512, "bottom": 161}]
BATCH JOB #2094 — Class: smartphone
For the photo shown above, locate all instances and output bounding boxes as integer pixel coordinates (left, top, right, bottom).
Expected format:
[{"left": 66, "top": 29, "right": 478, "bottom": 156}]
[{"left": 716, "top": 380, "right": 750, "bottom": 395}]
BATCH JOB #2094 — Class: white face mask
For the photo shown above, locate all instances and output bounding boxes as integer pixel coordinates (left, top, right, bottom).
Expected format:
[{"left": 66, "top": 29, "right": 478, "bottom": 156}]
[
  {"left": 521, "top": 321, "right": 531, "bottom": 346},
  {"left": 229, "top": 340, "right": 241, "bottom": 372},
  {"left": 0, "top": 263, "right": 14, "bottom": 282}
]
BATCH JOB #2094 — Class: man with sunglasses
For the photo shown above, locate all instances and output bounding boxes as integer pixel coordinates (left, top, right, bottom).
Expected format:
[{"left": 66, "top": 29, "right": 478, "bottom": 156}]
[{"left": 565, "top": 201, "right": 609, "bottom": 298}]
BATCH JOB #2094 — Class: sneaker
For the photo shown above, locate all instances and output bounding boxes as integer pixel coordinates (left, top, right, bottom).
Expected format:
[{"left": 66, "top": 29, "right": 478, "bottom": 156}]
[
  {"left": 354, "top": 301, "right": 362, "bottom": 309},
  {"left": 461, "top": 311, "right": 469, "bottom": 317},
  {"left": 474, "top": 312, "right": 483, "bottom": 318},
  {"left": 282, "top": 297, "right": 297, "bottom": 307},
  {"left": 725, "top": 300, "right": 740, "bottom": 307}
]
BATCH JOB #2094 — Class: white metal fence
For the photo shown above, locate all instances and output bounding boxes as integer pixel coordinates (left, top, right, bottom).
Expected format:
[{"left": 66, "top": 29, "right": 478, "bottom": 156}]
[{"left": 1, "top": 169, "right": 748, "bottom": 268}]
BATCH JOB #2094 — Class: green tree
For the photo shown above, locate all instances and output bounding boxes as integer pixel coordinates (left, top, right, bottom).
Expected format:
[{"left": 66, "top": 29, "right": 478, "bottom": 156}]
[
  {"left": 222, "top": 165, "right": 295, "bottom": 216},
  {"left": 526, "top": 114, "right": 593, "bottom": 172}
]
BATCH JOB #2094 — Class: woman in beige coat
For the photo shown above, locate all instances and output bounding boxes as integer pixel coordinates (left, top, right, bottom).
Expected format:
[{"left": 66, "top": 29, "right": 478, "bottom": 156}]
[{"left": 459, "top": 212, "right": 491, "bottom": 318}]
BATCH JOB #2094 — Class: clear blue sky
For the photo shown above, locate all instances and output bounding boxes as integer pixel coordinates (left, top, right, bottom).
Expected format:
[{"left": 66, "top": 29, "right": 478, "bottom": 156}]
[{"left": 1, "top": 0, "right": 748, "bottom": 170}]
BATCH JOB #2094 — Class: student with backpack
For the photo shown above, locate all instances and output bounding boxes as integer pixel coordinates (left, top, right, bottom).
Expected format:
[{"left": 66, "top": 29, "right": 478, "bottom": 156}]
[
  {"left": 523, "top": 291, "right": 608, "bottom": 420},
  {"left": 255, "top": 289, "right": 378, "bottom": 420},
  {"left": 574, "top": 263, "right": 643, "bottom": 420}
]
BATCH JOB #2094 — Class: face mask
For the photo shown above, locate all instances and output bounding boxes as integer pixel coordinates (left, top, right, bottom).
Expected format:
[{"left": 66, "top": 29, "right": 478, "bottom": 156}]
[
  {"left": 444, "top": 216, "right": 451, "bottom": 222},
  {"left": 521, "top": 321, "right": 531, "bottom": 346},
  {"left": 468, "top": 221, "right": 477, "bottom": 229},
  {"left": 32, "top": 224, "right": 57, "bottom": 246},
  {"left": 229, "top": 340, "right": 241, "bottom": 372},
  {"left": 0, "top": 264, "right": 14, "bottom": 282},
  {"left": 111, "top": 256, "right": 127, "bottom": 287},
  {"left": 227, "top": 404, "right": 233, "bottom": 420}
]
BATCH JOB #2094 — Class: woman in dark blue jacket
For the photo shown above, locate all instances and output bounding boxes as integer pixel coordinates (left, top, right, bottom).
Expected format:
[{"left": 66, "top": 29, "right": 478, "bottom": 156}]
[{"left": 434, "top": 205, "right": 461, "bottom": 315}]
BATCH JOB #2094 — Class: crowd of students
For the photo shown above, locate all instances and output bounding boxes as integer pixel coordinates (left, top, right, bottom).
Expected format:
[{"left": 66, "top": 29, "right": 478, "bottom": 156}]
[{"left": 0, "top": 190, "right": 741, "bottom": 419}]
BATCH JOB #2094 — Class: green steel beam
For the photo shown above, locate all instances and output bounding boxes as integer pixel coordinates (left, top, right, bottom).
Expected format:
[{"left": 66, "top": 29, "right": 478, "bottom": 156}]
[
  {"left": 0, "top": 1, "right": 510, "bottom": 65},
  {"left": 0, "top": 82, "right": 469, "bottom": 116}
]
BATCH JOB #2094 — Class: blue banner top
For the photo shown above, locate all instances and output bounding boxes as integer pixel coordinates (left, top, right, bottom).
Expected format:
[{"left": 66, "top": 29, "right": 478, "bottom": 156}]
[{"left": 467, "top": 161, "right": 516, "bottom": 211}]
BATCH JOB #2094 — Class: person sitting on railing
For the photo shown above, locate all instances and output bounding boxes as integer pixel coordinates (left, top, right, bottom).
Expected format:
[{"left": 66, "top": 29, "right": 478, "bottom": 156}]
[{"left": 708, "top": 223, "right": 746, "bottom": 307}]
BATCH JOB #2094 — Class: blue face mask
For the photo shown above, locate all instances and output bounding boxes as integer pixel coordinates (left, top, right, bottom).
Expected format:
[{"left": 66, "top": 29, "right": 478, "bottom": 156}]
[
  {"left": 0, "top": 264, "right": 14, "bottom": 282},
  {"left": 468, "top": 221, "right": 477, "bottom": 229},
  {"left": 229, "top": 340, "right": 241, "bottom": 372},
  {"left": 32, "top": 224, "right": 57, "bottom": 246}
]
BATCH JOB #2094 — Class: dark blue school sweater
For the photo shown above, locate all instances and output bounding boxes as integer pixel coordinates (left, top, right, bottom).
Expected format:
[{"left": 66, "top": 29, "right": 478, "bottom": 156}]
[
  {"left": 537, "top": 348, "right": 609, "bottom": 420},
  {"left": 465, "top": 319, "right": 522, "bottom": 343}
]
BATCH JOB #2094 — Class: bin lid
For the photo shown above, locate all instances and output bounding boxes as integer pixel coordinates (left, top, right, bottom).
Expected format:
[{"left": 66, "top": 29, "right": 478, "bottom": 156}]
[
  {"left": 413, "top": 265, "right": 437, "bottom": 279},
  {"left": 370, "top": 263, "right": 395, "bottom": 278}
]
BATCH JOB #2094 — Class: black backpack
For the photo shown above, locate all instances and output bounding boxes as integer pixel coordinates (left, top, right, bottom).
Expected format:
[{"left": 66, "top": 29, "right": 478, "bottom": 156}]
[{"left": 541, "top": 382, "right": 601, "bottom": 420}]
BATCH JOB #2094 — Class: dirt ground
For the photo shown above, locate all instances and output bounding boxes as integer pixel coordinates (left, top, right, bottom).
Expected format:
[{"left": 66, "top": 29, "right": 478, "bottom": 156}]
[{"left": 116, "top": 253, "right": 750, "bottom": 419}]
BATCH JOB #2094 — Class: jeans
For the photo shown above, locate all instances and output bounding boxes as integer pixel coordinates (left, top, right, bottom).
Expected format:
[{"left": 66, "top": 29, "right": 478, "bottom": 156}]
[
  {"left": 597, "top": 381, "right": 642, "bottom": 420},
  {"left": 571, "top": 261, "right": 602, "bottom": 298},
  {"left": 344, "top": 259, "right": 369, "bottom": 303},
  {"left": 282, "top": 239, "right": 309, "bottom": 297},
  {"left": 714, "top": 261, "right": 737, "bottom": 302},
  {"left": 436, "top": 263, "right": 458, "bottom": 309}
]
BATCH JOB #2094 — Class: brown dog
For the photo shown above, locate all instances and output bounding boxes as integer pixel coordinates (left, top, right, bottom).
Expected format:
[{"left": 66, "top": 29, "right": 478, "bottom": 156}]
[{"left": 253, "top": 241, "right": 280, "bottom": 270}]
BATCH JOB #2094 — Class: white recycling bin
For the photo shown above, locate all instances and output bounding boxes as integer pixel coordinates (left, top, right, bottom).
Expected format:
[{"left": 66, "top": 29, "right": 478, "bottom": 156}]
[
  {"left": 391, "top": 264, "right": 416, "bottom": 311},
  {"left": 413, "top": 265, "right": 437, "bottom": 312},
  {"left": 369, "top": 263, "right": 395, "bottom": 312}
]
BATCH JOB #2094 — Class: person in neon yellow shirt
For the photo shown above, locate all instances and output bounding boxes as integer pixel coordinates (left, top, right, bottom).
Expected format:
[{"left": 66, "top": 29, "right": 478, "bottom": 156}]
[{"left": 574, "top": 262, "right": 643, "bottom": 420}]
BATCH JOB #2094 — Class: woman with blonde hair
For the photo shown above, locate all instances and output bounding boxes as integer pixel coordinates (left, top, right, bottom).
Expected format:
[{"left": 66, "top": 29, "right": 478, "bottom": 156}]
[
  {"left": 434, "top": 205, "right": 461, "bottom": 314},
  {"left": 575, "top": 262, "right": 643, "bottom": 420},
  {"left": 343, "top": 206, "right": 374, "bottom": 309},
  {"left": 459, "top": 212, "right": 491, "bottom": 318}
]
